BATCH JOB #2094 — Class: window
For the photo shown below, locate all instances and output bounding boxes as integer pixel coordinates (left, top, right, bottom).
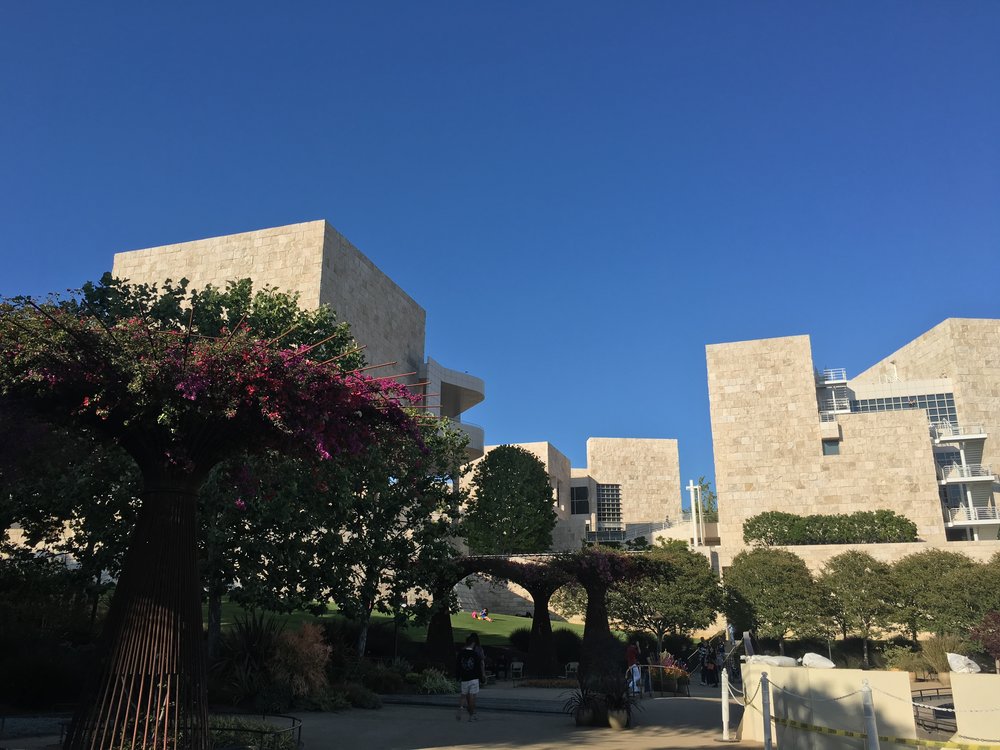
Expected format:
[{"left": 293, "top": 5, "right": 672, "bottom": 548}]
[
  {"left": 570, "top": 486, "right": 590, "bottom": 515},
  {"left": 596, "top": 484, "right": 623, "bottom": 528},
  {"left": 822, "top": 439, "right": 840, "bottom": 456}
]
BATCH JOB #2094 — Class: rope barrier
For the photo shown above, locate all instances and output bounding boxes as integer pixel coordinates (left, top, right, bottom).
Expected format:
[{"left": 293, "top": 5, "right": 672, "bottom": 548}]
[
  {"left": 768, "top": 681, "right": 861, "bottom": 703},
  {"left": 871, "top": 687, "right": 1000, "bottom": 714},
  {"left": 771, "top": 715, "right": 1000, "bottom": 749}
]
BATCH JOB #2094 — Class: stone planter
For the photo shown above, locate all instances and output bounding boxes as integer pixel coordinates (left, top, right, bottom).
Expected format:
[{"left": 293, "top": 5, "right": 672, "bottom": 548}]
[{"left": 607, "top": 708, "right": 629, "bottom": 730}]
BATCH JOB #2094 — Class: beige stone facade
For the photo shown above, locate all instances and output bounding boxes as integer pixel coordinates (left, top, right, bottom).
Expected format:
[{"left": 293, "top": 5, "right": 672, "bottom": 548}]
[
  {"left": 112, "top": 220, "right": 484, "bottom": 456},
  {"left": 707, "top": 320, "right": 1000, "bottom": 568},
  {"left": 466, "top": 437, "right": 681, "bottom": 553}
]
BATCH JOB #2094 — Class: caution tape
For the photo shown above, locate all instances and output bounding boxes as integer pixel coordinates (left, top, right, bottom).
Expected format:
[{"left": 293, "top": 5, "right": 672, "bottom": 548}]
[{"left": 770, "top": 716, "right": 1000, "bottom": 750}]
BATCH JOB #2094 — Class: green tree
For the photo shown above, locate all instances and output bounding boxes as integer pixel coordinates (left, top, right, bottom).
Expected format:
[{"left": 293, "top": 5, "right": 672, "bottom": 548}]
[
  {"left": 1, "top": 275, "right": 414, "bottom": 750},
  {"left": 608, "top": 540, "right": 721, "bottom": 655},
  {"left": 696, "top": 476, "right": 718, "bottom": 522},
  {"left": 724, "top": 548, "right": 821, "bottom": 654},
  {"left": 326, "top": 418, "right": 468, "bottom": 656},
  {"left": 819, "top": 551, "right": 896, "bottom": 667},
  {"left": 892, "top": 550, "right": 982, "bottom": 638},
  {"left": 463, "top": 445, "right": 556, "bottom": 554}
]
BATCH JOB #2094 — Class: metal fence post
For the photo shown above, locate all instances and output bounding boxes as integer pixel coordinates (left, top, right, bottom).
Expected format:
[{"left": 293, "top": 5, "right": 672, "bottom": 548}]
[
  {"left": 721, "top": 666, "right": 731, "bottom": 741},
  {"left": 861, "top": 679, "right": 881, "bottom": 750},
  {"left": 761, "top": 671, "right": 772, "bottom": 750}
]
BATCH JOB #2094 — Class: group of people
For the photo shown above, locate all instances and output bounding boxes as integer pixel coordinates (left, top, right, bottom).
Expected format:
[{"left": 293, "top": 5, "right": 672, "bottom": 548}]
[
  {"left": 625, "top": 641, "right": 654, "bottom": 696},
  {"left": 470, "top": 607, "right": 492, "bottom": 622},
  {"left": 697, "top": 638, "right": 728, "bottom": 687}
]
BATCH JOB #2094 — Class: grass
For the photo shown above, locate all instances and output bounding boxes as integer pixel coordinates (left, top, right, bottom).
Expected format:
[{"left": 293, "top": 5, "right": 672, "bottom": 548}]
[{"left": 208, "top": 599, "right": 585, "bottom": 647}]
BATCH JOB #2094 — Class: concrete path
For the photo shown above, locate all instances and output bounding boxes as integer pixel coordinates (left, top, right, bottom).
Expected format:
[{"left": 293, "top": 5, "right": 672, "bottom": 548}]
[
  {"left": 1, "top": 682, "right": 756, "bottom": 750},
  {"left": 297, "top": 680, "right": 754, "bottom": 750}
]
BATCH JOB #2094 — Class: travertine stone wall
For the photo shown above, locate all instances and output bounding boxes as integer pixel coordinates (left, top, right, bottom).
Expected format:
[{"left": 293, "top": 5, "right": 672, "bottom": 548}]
[
  {"left": 318, "top": 222, "right": 425, "bottom": 376},
  {"left": 717, "top": 539, "right": 1000, "bottom": 573},
  {"left": 707, "top": 334, "right": 949, "bottom": 556},
  {"left": 111, "top": 220, "right": 426, "bottom": 379},
  {"left": 586, "top": 437, "right": 681, "bottom": 524},
  {"left": 855, "top": 318, "right": 1000, "bottom": 475}
]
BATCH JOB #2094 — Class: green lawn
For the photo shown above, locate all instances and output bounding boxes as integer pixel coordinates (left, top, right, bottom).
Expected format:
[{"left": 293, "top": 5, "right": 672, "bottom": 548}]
[{"left": 209, "top": 599, "right": 584, "bottom": 647}]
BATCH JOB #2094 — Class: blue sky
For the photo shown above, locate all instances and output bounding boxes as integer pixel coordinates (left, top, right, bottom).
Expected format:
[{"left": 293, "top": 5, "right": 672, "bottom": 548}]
[{"left": 2, "top": 3, "right": 998, "bottom": 499}]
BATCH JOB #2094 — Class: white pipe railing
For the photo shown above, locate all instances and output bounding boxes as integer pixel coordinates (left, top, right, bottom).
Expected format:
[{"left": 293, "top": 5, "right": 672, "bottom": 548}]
[
  {"left": 938, "top": 463, "right": 995, "bottom": 481},
  {"left": 930, "top": 422, "right": 987, "bottom": 440},
  {"left": 943, "top": 505, "right": 1000, "bottom": 522}
]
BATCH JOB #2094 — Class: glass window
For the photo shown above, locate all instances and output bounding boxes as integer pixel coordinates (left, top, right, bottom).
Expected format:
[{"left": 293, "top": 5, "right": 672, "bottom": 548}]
[{"left": 822, "top": 439, "right": 840, "bottom": 456}]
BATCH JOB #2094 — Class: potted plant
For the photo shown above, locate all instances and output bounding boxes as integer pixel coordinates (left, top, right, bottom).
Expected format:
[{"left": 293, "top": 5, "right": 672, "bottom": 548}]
[
  {"left": 602, "top": 680, "right": 641, "bottom": 730},
  {"left": 563, "top": 687, "right": 599, "bottom": 727}
]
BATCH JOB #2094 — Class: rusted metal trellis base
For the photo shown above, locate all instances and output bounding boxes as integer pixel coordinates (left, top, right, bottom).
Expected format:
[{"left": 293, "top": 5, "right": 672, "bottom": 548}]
[{"left": 64, "top": 485, "right": 208, "bottom": 750}]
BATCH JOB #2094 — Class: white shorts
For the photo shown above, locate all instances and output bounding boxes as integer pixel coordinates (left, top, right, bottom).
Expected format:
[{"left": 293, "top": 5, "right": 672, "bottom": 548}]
[{"left": 460, "top": 679, "right": 480, "bottom": 695}]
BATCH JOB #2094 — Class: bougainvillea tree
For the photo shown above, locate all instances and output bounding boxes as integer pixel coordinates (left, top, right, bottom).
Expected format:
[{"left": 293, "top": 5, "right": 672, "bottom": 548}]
[{"left": 0, "top": 277, "right": 419, "bottom": 750}]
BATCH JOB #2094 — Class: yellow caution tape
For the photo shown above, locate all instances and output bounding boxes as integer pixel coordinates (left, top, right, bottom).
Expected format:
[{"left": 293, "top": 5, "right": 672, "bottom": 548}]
[{"left": 771, "top": 716, "right": 1000, "bottom": 750}]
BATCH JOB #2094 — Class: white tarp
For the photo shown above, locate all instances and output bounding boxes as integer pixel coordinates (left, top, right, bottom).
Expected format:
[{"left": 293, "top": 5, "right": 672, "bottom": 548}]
[
  {"left": 947, "top": 652, "right": 981, "bottom": 673},
  {"left": 801, "top": 652, "right": 836, "bottom": 668}
]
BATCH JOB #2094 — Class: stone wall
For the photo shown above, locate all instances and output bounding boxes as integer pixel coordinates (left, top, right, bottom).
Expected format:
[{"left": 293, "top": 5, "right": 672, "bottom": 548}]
[
  {"left": 587, "top": 437, "right": 681, "bottom": 524},
  {"left": 716, "top": 538, "right": 1000, "bottom": 573},
  {"left": 855, "top": 318, "right": 1000, "bottom": 476},
  {"left": 112, "top": 220, "right": 427, "bottom": 379},
  {"left": 707, "top": 334, "right": 951, "bottom": 560}
]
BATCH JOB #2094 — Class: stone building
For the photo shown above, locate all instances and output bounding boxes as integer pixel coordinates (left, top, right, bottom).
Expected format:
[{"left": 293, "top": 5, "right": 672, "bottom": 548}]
[
  {"left": 464, "top": 437, "right": 682, "bottom": 553},
  {"left": 706, "top": 319, "right": 1000, "bottom": 570},
  {"left": 112, "top": 220, "right": 485, "bottom": 458}
]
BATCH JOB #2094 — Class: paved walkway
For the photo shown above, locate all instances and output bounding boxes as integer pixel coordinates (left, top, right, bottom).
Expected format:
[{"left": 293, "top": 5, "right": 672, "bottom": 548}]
[
  {"left": 1, "top": 682, "right": 754, "bottom": 750},
  {"left": 298, "top": 680, "right": 753, "bottom": 750}
]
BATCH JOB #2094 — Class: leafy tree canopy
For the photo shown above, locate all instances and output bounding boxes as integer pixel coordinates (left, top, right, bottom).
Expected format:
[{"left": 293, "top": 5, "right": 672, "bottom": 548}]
[
  {"left": 892, "top": 549, "right": 983, "bottom": 638},
  {"left": 819, "top": 550, "right": 896, "bottom": 666},
  {"left": 463, "top": 444, "right": 556, "bottom": 555},
  {"left": 724, "top": 547, "right": 822, "bottom": 650},
  {"left": 608, "top": 540, "right": 721, "bottom": 655}
]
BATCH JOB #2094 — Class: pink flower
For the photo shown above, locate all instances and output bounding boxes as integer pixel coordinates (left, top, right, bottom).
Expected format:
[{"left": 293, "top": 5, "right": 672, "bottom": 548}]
[{"left": 234, "top": 498, "right": 246, "bottom": 511}]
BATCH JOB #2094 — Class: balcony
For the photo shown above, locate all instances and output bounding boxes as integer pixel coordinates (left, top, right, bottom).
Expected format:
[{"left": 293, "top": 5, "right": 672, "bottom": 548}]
[
  {"left": 930, "top": 422, "right": 987, "bottom": 443},
  {"left": 937, "top": 463, "right": 997, "bottom": 483},
  {"left": 942, "top": 505, "right": 1000, "bottom": 524},
  {"left": 816, "top": 368, "right": 848, "bottom": 385},
  {"left": 817, "top": 397, "right": 851, "bottom": 414},
  {"left": 449, "top": 418, "right": 484, "bottom": 460}
]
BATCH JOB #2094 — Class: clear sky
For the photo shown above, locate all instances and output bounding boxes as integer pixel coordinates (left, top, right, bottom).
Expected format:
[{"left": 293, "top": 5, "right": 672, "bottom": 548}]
[{"left": 2, "top": 3, "right": 998, "bottom": 500}]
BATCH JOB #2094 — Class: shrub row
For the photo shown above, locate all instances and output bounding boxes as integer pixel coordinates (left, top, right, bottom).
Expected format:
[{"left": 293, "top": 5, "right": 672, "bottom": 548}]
[{"left": 743, "top": 510, "right": 917, "bottom": 546}]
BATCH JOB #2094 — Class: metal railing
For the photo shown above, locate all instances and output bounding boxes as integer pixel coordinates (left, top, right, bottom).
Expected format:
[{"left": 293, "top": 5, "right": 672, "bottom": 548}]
[
  {"left": 937, "top": 463, "right": 995, "bottom": 481},
  {"left": 943, "top": 505, "right": 1000, "bottom": 523},
  {"left": 930, "top": 422, "right": 986, "bottom": 440},
  {"left": 911, "top": 688, "right": 956, "bottom": 735},
  {"left": 208, "top": 713, "right": 303, "bottom": 750},
  {"left": 816, "top": 368, "right": 847, "bottom": 383},
  {"left": 818, "top": 398, "right": 851, "bottom": 413}
]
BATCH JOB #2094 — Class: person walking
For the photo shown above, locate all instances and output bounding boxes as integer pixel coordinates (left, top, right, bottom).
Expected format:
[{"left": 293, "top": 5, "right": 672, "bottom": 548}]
[
  {"left": 697, "top": 638, "right": 709, "bottom": 685},
  {"left": 456, "top": 634, "right": 483, "bottom": 721}
]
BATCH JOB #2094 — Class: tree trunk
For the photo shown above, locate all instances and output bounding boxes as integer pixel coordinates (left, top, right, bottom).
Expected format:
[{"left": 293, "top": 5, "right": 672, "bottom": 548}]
[
  {"left": 778, "top": 638, "right": 785, "bottom": 656},
  {"left": 862, "top": 632, "right": 870, "bottom": 668},
  {"left": 425, "top": 584, "right": 456, "bottom": 667},
  {"left": 526, "top": 589, "right": 557, "bottom": 677},
  {"left": 355, "top": 605, "right": 373, "bottom": 658},
  {"left": 206, "top": 583, "right": 223, "bottom": 662},
  {"left": 64, "top": 482, "right": 208, "bottom": 750},
  {"left": 578, "top": 580, "right": 619, "bottom": 689}
]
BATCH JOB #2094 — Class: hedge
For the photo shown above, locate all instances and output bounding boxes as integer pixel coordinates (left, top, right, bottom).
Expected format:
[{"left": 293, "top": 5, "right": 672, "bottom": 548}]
[{"left": 743, "top": 510, "right": 917, "bottom": 546}]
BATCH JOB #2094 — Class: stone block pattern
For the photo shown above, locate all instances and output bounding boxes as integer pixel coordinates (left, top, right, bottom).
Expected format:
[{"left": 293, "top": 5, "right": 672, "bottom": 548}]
[
  {"left": 855, "top": 318, "right": 1000, "bottom": 479},
  {"left": 707, "top": 334, "right": 949, "bottom": 556},
  {"left": 586, "top": 437, "right": 681, "bottom": 524},
  {"left": 111, "top": 220, "right": 427, "bottom": 380}
]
